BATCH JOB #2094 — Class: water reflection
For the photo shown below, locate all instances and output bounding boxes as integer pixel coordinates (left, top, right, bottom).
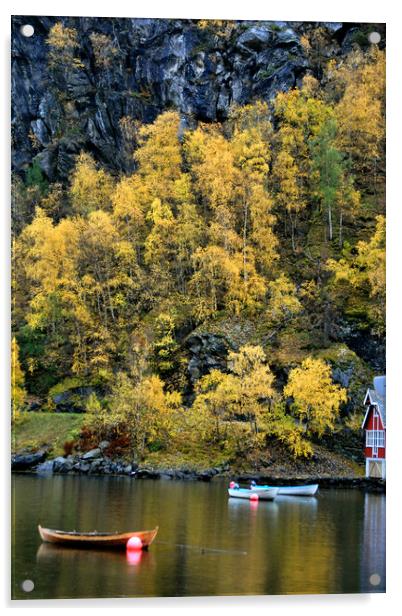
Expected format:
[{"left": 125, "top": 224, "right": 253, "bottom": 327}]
[
  {"left": 37, "top": 543, "right": 153, "bottom": 571},
  {"left": 12, "top": 476, "right": 385, "bottom": 599},
  {"left": 126, "top": 549, "right": 143, "bottom": 566},
  {"left": 227, "top": 498, "right": 279, "bottom": 514},
  {"left": 276, "top": 495, "right": 318, "bottom": 507},
  {"left": 360, "top": 493, "right": 386, "bottom": 592}
]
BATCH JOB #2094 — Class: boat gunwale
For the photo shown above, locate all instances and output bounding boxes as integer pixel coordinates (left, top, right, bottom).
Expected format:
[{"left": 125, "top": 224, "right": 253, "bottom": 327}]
[
  {"left": 38, "top": 524, "right": 159, "bottom": 547},
  {"left": 251, "top": 483, "right": 319, "bottom": 495}
]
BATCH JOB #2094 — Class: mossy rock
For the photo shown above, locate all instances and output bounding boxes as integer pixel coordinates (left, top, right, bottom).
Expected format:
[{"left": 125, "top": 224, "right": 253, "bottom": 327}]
[{"left": 315, "top": 343, "right": 373, "bottom": 415}]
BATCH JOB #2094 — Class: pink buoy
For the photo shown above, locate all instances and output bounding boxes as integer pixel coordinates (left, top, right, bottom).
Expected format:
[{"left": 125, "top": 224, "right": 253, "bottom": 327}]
[
  {"left": 229, "top": 481, "right": 236, "bottom": 489},
  {"left": 126, "top": 536, "right": 143, "bottom": 551},
  {"left": 249, "top": 493, "right": 259, "bottom": 502}
]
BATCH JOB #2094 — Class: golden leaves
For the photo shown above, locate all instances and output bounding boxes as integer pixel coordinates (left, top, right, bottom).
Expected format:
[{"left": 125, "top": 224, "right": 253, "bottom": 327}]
[{"left": 284, "top": 357, "right": 347, "bottom": 436}]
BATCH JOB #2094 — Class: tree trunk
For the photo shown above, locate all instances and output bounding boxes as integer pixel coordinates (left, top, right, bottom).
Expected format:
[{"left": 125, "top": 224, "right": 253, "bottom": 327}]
[
  {"left": 243, "top": 199, "right": 248, "bottom": 290},
  {"left": 328, "top": 201, "right": 333, "bottom": 241},
  {"left": 290, "top": 212, "right": 296, "bottom": 253}
]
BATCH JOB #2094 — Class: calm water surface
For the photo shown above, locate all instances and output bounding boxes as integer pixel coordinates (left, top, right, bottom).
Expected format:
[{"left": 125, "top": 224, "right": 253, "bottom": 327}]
[{"left": 11, "top": 474, "right": 385, "bottom": 599}]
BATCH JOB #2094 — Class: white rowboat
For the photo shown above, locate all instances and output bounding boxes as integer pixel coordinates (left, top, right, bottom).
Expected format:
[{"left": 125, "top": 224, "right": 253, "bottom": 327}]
[
  {"left": 228, "top": 487, "right": 279, "bottom": 501},
  {"left": 251, "top": 484, "right": 318, "bottom": 497}
]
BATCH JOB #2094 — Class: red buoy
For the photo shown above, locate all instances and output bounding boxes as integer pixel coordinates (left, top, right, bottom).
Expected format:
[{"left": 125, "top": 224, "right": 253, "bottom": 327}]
[
  {"left": 249, "top": 493, "right": 259, "bottom": 502},
  {"left": 126, "top": 536, "right": 143, "bottom": 551}
]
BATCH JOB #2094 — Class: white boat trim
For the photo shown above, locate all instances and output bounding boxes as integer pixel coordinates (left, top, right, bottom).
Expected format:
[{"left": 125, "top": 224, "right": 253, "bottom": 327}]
[
  {"left": 228, "top": 487, "right": 279, "bottom": 501},
  {"left": 251, "top": 484, "right": 318, "bottom": 496}
]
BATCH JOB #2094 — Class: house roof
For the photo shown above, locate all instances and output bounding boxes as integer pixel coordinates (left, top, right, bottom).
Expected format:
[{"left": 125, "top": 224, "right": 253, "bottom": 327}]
[{"left": 362, "top": 375, "right": 386, "bottom": 429}]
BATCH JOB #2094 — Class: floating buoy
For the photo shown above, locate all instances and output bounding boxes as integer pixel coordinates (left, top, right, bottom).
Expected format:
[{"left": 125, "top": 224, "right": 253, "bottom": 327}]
[
  {"left": 229, "top": 481, "right": 236, "bottom": 489},
  {"left": 127, "top": 536, "right": 143, "bottom": 551},
  {"left": 249, "top": 493, "right": 259, "bottom": 502}
]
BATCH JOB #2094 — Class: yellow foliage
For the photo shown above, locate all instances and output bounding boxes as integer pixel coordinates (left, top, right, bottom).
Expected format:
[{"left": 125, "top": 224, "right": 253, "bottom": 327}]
[
  {"left": 47, "top": 23, "right": 83, "bottom": 70},
  {"left": 135, "top": 111, "right": 183, "bottom": 203},
  {"left": 11, "top": 337, "right": 26, "bottom": 420},
  {"left": 271, "top": 412, "right": 313, "bottom": 458},
  {"left": 190, "top": 245, "right": 265, "bottom": 320},
  {"left": 89, "top": 33, "right": 119, "bottom": 69},
  {"left": 327, "top": 215, "right": 385, "bottom": 334},
  {"left": 284, "top": 357, "right": 347, "bottom": 436},
  {"left": 185, "top": 124, "right": 237, "bottom": 212},
  {"left": 266, "top": 274, "right": 302, "bottom": 324},
  {"left": 112, "top": 175, "right": 146, "bottom": 231},
  {"left": 331, "top": 48, "right": 385, "bottom": 172},
  {"left": 96, "top": 372, "right": 181, "bottom": 458},
  {"left": 193, "top": 345, "right": 275, "bottom": 438},
  {"left": 70, "top": 153, "right": 114, "bottom": 215},
  {"left": 249, "top": 184, "right": 278, "bottom": 273}
]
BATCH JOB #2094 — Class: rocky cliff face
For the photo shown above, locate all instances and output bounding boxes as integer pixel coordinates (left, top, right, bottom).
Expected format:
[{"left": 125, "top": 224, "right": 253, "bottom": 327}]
[{"left": 11, "top": 16, "right": 367, "bottom": 181}]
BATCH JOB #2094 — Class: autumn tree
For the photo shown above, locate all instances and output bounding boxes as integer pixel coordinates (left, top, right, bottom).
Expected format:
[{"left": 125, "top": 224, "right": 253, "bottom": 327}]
[
  {"left": 328, "top": 47, "right": 385, "bottom": 189},
  {"left": 266, "top": 274, "right": 302, "bottom": 326},
  {"left": 13, "top": 209, "right": 81, "bottom": 380},
  {"left": 228, "top": 345, "right": 275, "bottom": 433},
  {"left": 134, "top": 111, "right": 183, "bottom": 205},
  {"left": 327, "top": 215, "right": 385, "bottom": 335},
  {"left": 190, "top": 246, "right": 236, "bottom": 320},
  {"left": 193, "top": 369, "right": 235, "bottom": 442},
  {"left": 89, "top": 32, "right": 120, "bottom": 71},
  {"left": 11, "top": 337, "right": 27, "bottom": 420},
  {"left": 190, "top": 246, "right": 266, "bottom": 320},
  {"left": 70, "top": 153, "right": 114, "bottom": 215},
  {"left": 248, "top": 184, "right": 278, "bottom": 275},
  {"left": 186, "top": 111, "right": 272, "bottom": 316},
  {"left": 151, "top": 313, "right": 179, "bottom": 375},
  {"left": 272, "top": 87, "right": 332, "bottom": 251},
  {"left": 193, "top": 345, "right": 275, "bottom": 436},
  {"left": 184, "top": 124, "right": 240, "bottom": 251},
  {"left": 112, "top": 174, "right": 147, "bottom": 258},
  {"left": 268, "top": 401, "right": 313, "bottom": 458},
  {"left": 76, "top": 210, "right": 144, "bottom": 377},
  {"left": 170, "top": 174, "right": 205, "bottom": 291},
  {"left": 104, "top": 372, "right": 181, "bottom": 459},
  {"left": 231, "top": 103, "right": 277, "bottom": 289},
  {"left": 144, "top": 198, "right": 176, "bottom": 295},
  {"left": 284, "top": 357, "right": 347, "bottom": 436},
  {"left": 47, "top": 23, "right": 83, "bottom": 74}
]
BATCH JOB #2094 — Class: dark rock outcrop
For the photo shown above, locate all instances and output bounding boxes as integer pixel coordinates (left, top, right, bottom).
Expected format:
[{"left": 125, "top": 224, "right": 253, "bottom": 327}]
[
  {"left": 52, "top": 456, "right": 74, "bottom": 473},
  {"left": 51, "top": 386, "right": 99, "bottom": 413},
  {"left": 315, "top": 343, "right": 373, "bottom": 416},
  {"left": 185, "top": 332, "right": 232, "bottom": 389},
  {"left": 82, "top": 447, "right": 102, "bottom": 460},
  {"left": 11, "top": 16, "right": 367, "bottom": 183},
  {"left": 11, "top": 450, "right": 48, "bottom": 471}
]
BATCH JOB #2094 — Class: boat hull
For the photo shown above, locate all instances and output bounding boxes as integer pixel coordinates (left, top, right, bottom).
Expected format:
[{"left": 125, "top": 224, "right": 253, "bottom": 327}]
[
  {"left": 38, "top": 525, "right": 158, "bottom": 549},
  {"left": 228, "top": 487, "right": 279, "bottom": 501},
  {"left": 251, "top": 484, "right": 318, "bottom": 496}
]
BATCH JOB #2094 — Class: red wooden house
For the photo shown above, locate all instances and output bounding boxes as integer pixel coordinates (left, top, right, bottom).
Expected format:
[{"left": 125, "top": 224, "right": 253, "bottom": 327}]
[{"left": 362, "top": 376, "right": 386, "bottom": 479}]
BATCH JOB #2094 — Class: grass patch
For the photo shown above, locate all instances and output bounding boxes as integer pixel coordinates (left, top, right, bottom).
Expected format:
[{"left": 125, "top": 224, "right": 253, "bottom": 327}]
[
  {"left": 144, "top": 443, "right": 230, "bottom": 471},
  {"left": 12, "top": 412, "right": 86, "bottom": 457}
]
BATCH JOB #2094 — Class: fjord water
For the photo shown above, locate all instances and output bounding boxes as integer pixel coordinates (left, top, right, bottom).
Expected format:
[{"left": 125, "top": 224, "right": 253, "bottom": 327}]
[{"left": 11, "top": 475, "right": 385, "bottom": 599}]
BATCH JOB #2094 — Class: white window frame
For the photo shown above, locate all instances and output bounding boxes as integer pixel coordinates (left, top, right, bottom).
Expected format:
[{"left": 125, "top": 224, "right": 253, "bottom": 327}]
[{"left": 366, "top": 430, "right": 385, "bottom": 448}]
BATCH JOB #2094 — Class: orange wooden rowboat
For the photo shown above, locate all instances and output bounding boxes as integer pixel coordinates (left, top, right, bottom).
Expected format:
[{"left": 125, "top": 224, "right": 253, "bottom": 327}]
[{"left": 38, "top": 524, "right": 158, "bottom": 549}]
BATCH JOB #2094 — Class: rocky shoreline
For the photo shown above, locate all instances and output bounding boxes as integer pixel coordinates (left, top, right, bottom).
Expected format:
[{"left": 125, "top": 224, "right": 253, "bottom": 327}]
[{"left": 11, "top": 449, "right": 385, "bottom": 493}]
